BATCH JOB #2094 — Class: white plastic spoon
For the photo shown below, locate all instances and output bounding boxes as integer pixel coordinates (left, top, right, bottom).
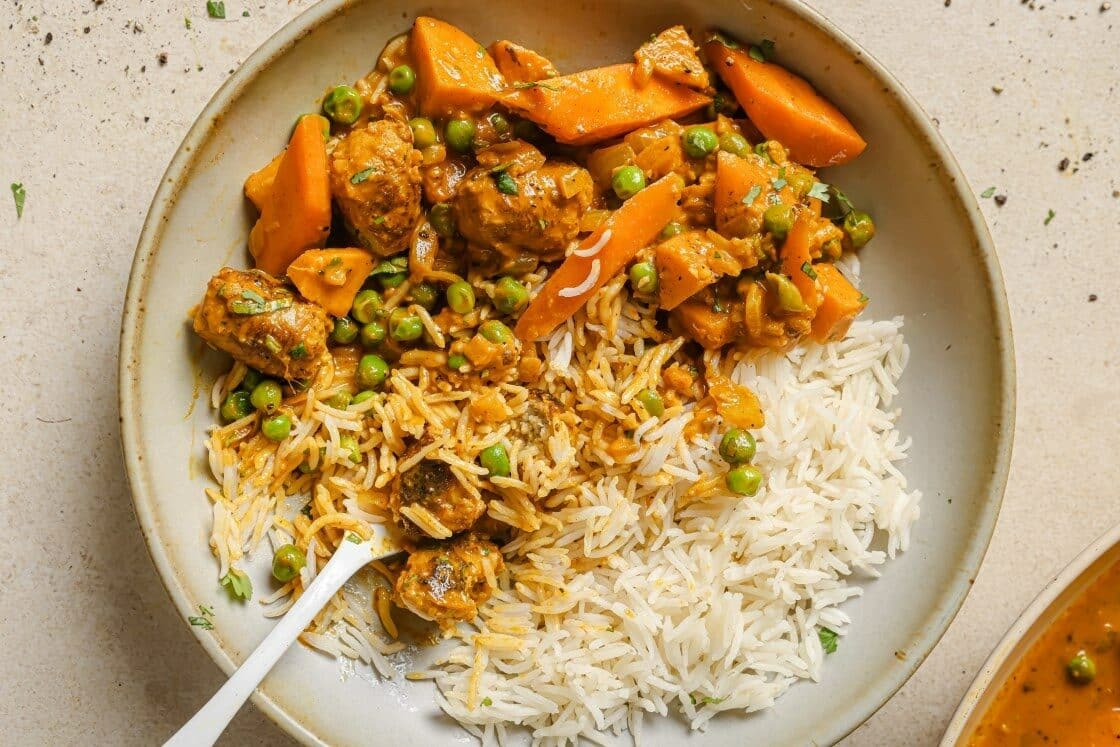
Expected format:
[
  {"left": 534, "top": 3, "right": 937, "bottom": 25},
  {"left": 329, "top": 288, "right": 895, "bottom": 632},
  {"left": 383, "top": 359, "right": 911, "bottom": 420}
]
[{"left": 165, "top": 525, "right": 402, "bottom": 747}]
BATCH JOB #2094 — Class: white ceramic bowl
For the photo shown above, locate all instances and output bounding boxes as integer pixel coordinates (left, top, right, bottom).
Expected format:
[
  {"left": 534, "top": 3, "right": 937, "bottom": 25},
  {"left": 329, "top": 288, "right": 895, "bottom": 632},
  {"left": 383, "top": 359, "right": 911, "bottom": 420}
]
[
  {"left": 119, "top": 1, "right": 1015, "bottom": 744},
  {"left": 940, "top": 525, "right": 1120, "bottom": 745}
]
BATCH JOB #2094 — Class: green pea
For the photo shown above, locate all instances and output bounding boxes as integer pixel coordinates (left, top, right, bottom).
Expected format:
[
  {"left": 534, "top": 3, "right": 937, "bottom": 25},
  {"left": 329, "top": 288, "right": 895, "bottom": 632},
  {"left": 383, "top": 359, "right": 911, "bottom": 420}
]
[
  {"left": 1068, "top": 651, "right": 1097, "bottom": 684},
  {"left": 357, "top": 354, "right": 389, "bottom": 389},
  {"left": 763, "top": 203, "right": 796, "bottom": 241},
  {"left": 446, "top": 281, "right": 476, "bottom": 314},
  {"left": 479, "top": 443, "right": 510, "bottom": 478},
  {"left": 787, "top": 171, "right": 814, "bottom": 197},
  {"left": 843, "top": 210, "right": 876, "bottom": 249},
  {"left": 330, "top": 316, "right": 358, "bottom": 345},
  {"left": 378, "top": 272, "right": 407, "bottom": 290},
  {"left": 511, "top": 119, "right": 542, "bottom": 141},
  {"left": 726, "top": 465, "right": 764, "bottom": 496},
  {"left": 351, "top": 290, "right": 383, "bottom": 325},
  {"left": 261, "top": 413, "right": 292, "bottom": 442},
  {"left": 322, "top": 84, "right": 363, "bottom": 125},
  {"left": 445, "top": 117, "right": 476, "bottom": 153},
  {"left": 718, "top": 132, "right": 750, "bottom": 157},
  {"left": 447, "top": 353, "right": 469, "bottom": 371},
  {"left": 429, "top": 202, "right": 456, "bottom": 238},
  {"left": 360, "top": 320, "right": 387, "bottom": 348},
  {"left": 271, "top": 544, "right": 307, "bottom": 582},
  {"left": 718, "top": 428, "right": 757, "bottom": 464},
  {"left": 388, "top": 64, "right": 416, "bottom": 95},
  {"left": 326, "top": 390, "right": 353, "bottom": 409},
  {"left": 488, "top": 112, "right": 511, "bottom": 136},
  {"left": 410, "top": 282, "right": 439, "bottom": 310},
  {"left": 237, "top": 368, "right": 263, "bottom": 392},
  {"left": 250, "top": 379, "right": 283, "bottom": 414},
  {"left": 408, "top": 117, "right": 437, "bottom": 149},
  {"left": 636, "top": 389, "right": 664, "bottom": 418},
  {"left": 766, "top": 272, "right": 808, "bottom": 313},
  {"left": 682, "top": 126, "right": 719, "bottom": 159},
  {"left": 493, "top": 277, "right": 529, "bottom": 314},
  {"left": 478, "top": 319, "right": 513, "bottom": 344},
  {"left": 660, "top": 221, "right": 685, "bottom": 239},
  {"left": 220, "top": 390, "right": 254, "bottom": 423},
  {"left": 339, "top": 434, "right": 362, "bottom": 463},
  {"left": 351, "top": 390, "right": 376, "bottom": 405},
  {"left": 389, "top": 308, "right": 424, "bottom": 342},
  {"left": 612, "top": 165, "right": 647, "bottom": 201},
  {"left": 629, "top": 261, "right": 658, "bottom": 295}
]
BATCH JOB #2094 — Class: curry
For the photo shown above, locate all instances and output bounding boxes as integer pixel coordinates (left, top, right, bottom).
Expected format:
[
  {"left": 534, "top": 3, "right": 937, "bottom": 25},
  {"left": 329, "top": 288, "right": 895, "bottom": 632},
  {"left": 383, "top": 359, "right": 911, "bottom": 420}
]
[{"left": 968, "top": 558, "right": 1120, "bottom": 745}]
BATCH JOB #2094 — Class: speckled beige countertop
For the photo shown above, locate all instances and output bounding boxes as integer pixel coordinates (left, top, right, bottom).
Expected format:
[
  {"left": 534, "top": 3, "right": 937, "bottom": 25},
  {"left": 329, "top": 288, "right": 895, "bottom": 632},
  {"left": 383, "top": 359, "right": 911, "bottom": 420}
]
[{"left": 1, "top": 1, "right": 1117, "bottom": 744}]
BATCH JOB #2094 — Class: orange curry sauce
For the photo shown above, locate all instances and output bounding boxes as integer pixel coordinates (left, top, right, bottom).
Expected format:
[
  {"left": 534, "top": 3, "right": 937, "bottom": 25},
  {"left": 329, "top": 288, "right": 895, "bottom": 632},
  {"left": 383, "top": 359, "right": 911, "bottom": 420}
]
[{"left": 969, "top": 559, "right": 1120, "bottom": 745}]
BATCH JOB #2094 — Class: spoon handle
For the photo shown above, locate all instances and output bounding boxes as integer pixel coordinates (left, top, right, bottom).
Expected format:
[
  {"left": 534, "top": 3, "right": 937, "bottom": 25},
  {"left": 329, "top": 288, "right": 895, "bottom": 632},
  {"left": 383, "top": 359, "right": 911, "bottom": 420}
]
[{"left": 164, "top": 539, "right": 374, "bottom": 747}]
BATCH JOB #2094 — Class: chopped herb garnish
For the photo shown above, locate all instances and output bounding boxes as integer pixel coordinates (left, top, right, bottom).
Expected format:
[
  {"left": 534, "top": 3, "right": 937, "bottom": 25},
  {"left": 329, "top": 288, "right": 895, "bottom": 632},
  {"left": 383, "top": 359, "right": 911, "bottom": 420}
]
[
  {"left": 241, "top": 9, "right": 249, "bottom": 16},
  {"left": 807, "top": 181, "right": 831, "bottom": 202},
  {"left": 742, "top": 185, "right": 762, "bottom": 206},
  {"left": 373, "top": 215, "right": 386, "bottom": 225},
  {"left": 818, "top": 626, "right": 839, "bottom": 654},
  {"left": 822, "top": 185, "right": 856, "bottom": 220},
  {"left": 188, "top": 604, "right": 215, "bottom": 630},
  {"left": 980, "top": 186, "right": 996, "bottom": 198},
  {"left": 241, "top": 289, "right": 265, "bottom": 305},
  {"left": 475, "top": 45, "right": 485, "bottom": 59},
  {"left": 206, "top": 1, "right": 226, "bottom": 19},
  {"left": 220, "top": 568, "right": 253, "bottom": 601},
  {"left": 350, "top": 167, "right": 376, "bottom": 184},
  {"left": 494, "top": 171, "right": 518, "bottom": 196},
  {"left": 1044, "top": 208, "right": 1056, "bottom": 225},
  {"left": 771, "top": 167, "right": 787, "bottom": 191},
  {"left": 481, "top": 697, "right": 493, "bottom": 706},
  {"left": 11, "top": 183, "right": 25, "bottom": 218},
  {"left": 289, "top": 343, "right": 307, "bottom": 360},
  {"left": 707, "top": 31, "right": 740, "bottom": 49},
  {"left": 801, "top": 262, "right": 818, "bottom": 280},
  {"left": 858, "top": 292, "right": 870, "bottom": 304},
  {"left": 512, "top": 80, "right": 560, "bottom": 92},
  {"left": 263, "top": 334, "right": 282, "bottom": 355},
  {"left": 229, "top": 290, "right": 291, "bottom": 315},
  {"left": 345, "top": 532, "right": 362, "bottom": 544},
  {"left": 748, "top": 39, "right": 776, "bottom": 62},
  {"left": 538, "top": 218, "right": 548, "bottom": 231},
  {"left": 369, "top": 259, "right": 402, "bottom": 276},
  {"left": 326, "top": 256, "right": 343, "bottom": 267},
  {"left": 184, "top": 16, "right": 192, "bottom": 29}
]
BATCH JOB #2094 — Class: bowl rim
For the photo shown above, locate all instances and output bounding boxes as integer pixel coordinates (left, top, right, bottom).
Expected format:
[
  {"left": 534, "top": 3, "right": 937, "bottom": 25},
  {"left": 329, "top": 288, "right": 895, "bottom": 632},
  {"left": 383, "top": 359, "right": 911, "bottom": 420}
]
[
  {"left": 117, "top": 1, "right": 1016, "bottom": 744},
  {"left": 939, "top": 523, "right": 1120, "bottom": 745}
]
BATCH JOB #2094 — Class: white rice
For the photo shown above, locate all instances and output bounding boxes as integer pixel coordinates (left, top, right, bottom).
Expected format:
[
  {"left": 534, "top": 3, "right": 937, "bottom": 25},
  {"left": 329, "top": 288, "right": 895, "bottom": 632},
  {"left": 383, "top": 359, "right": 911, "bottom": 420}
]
[{"left": 429, "top": 318, "right": 918, "bottom": 742}]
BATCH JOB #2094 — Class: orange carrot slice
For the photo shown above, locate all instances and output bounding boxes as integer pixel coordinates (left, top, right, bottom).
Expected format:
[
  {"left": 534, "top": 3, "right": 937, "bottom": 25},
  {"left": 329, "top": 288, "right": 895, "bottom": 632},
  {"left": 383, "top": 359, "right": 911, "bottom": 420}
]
[
  {"left": 286, "top": 248, "right": 375, "bottom": 317},
  {"left": 410, "top": 17, "right": 506, "bottom": 117},
  {"left": 706, "top": 39, "right": 866, "bottom": 167},
  {"left": 515, "top": 175, "right": 682, "bottom": 341},
  {"left": 809, "top": 263, "right": 866, "bottom": 342}
]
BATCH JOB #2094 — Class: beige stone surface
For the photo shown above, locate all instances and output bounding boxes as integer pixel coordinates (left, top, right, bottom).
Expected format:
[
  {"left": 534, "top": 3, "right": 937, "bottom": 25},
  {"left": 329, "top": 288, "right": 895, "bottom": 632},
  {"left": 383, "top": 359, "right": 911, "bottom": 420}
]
[{"left": 0, "top": 1, "right": 1116, "bottom": 744}]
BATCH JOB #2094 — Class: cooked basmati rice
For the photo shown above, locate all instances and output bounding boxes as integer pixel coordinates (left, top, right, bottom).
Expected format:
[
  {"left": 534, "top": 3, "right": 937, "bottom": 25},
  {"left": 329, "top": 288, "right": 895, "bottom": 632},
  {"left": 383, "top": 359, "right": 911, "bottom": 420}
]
[{"left": 201, "top": 266, "right": 917, "bottom": 745}]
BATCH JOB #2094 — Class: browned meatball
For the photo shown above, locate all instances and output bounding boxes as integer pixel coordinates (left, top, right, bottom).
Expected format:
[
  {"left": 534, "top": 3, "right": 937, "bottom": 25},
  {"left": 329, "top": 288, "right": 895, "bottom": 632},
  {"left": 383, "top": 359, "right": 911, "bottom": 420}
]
[
  {"left": 390, "top": 458, "right": 487, "bottom": 538},
  {"left": 395, "top": 533, "right": 504, "bottom": 627},
  {"left": 452, "top": 140, "right": 594, "bottom": 262},
  {"left": 192, "top": 268, "right": 330, "bottom": 380},
  {"left": 329, "top": 118, "right": 422, "bottom": 256}
]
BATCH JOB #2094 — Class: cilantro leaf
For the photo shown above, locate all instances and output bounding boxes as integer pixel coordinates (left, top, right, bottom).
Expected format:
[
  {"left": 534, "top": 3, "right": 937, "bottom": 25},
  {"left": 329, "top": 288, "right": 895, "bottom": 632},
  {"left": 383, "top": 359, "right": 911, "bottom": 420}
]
[
  {"left": 220, "top": 568, "right": 253, "bottom": 601},
  {"left": 206, "top": 1, "right": 226, "bottom": 19},
  {"left": 801, "top": 261, "right": 818, "bottom": 280},
  {"left": 188, "top": 615, "right": 214, "bottom": 630},
  {"left": 807, "top": 181, "right": 831, "bottom": 202},
  {"left": 771, "top": 167, "right": 787, "bottom": 191},
  {"left": 822, "top": 185, "right": 856, "bottom": 220},
  {"left": 494, "top": 171, "right": 518, "bottom": 196},
  {"left": 10, "top": 183, "right": 25, "bottom": 218},
  {"left": 289, "top": 343, "right": 307, "bottom": 360},
  {"left": 350, "top": 167, "right": 376, "bottom": 185},
  {"left": 741, "top": 185, "right": 762, "bottom": 206},
  {"left": 748, "top": 39, "right": 775, "bottom": 62},
  {"left": 481, "top": 696, "right": 493, "bottom": 706},
  {"left": 980, "top": 186, "right": 996, "bottom": 198},
  {"left": 818, "top": 626, "right": 839, "bottom": 654},
  {"left": 1044, "top": 208, "right": 1056, "bottom": 225},
  {"left": 184, "top": 16, "right": 192, "bottom": 29}
]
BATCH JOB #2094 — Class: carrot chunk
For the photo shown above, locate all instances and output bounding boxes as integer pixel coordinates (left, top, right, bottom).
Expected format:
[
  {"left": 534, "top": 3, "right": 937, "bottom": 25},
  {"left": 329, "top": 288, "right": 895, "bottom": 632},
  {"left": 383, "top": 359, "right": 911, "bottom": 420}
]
[
  {"left": 286, "top": 248, "right": 375, "bottom": 317},
  {"left": 244, "top": 152, "right": 283, "bottom": 212},
  {"left": 410, "top": 17, "right": 506, "bottom": 117},
  {"left": 502, "top": 64, "right": 710, "bottom": 146},
  {"left": 515, "top": 175, "right": 682, "bottom": 341},
  {"left": 248, "top": 114, "right": 331, "bottom": 276},
  {"left": 706, "top": 39, "right": 866, "bottom": 167},
  {"left": 809, "top": 263, "right": 866, "bottom": 342}
]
